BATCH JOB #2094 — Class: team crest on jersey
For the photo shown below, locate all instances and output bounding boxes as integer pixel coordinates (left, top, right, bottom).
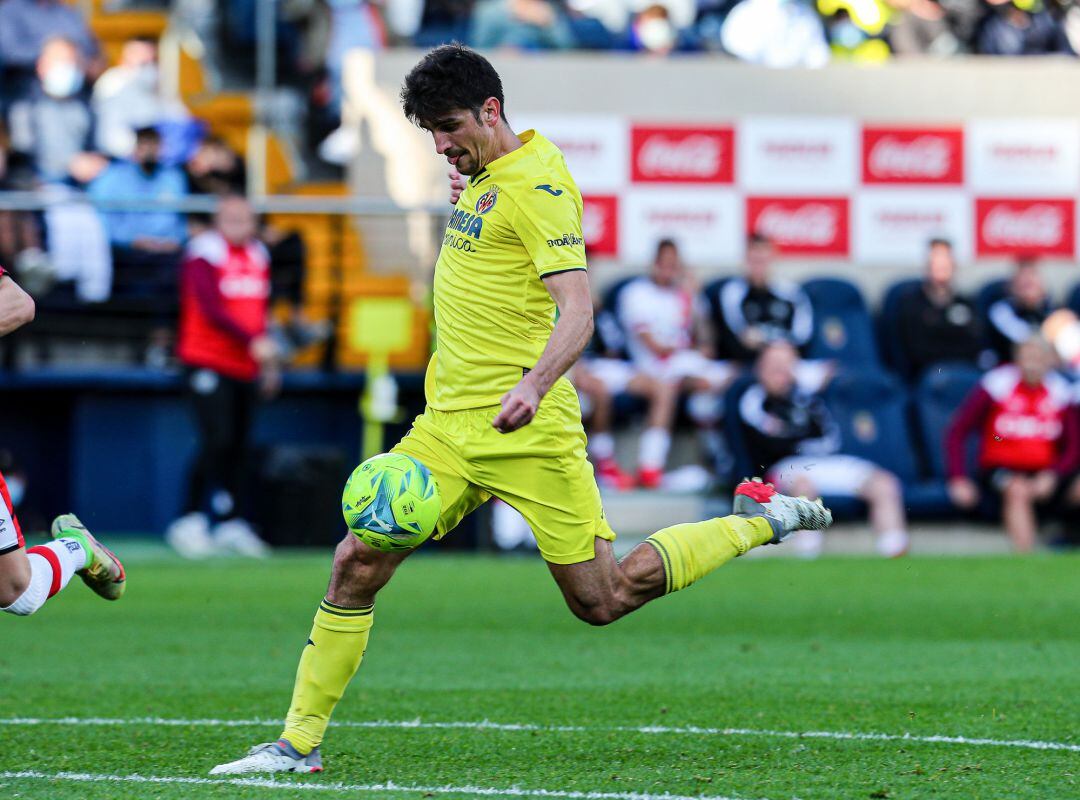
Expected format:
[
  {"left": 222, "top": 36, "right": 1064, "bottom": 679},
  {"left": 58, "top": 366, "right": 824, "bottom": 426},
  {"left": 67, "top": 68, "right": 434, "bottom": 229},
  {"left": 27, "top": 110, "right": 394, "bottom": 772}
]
[{"left": 475, "top": 187, "right": 499, "bottom": 215}]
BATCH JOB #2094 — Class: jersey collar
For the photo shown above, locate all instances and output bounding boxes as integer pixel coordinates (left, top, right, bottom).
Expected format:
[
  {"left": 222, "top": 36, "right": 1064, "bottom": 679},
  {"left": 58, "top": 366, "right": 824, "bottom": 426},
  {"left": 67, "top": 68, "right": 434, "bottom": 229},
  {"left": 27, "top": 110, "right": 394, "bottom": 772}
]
[{"left": 469, "top": 129, "right": 538, "bottom": 185}]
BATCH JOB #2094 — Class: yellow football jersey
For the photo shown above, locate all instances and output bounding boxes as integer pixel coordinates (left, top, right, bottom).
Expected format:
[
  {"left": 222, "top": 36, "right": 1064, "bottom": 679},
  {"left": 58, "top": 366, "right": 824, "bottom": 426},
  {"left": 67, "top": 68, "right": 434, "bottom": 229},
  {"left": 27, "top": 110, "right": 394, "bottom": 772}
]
[{"left": 425, "top": 130, "right": 588, "bottom": 411}]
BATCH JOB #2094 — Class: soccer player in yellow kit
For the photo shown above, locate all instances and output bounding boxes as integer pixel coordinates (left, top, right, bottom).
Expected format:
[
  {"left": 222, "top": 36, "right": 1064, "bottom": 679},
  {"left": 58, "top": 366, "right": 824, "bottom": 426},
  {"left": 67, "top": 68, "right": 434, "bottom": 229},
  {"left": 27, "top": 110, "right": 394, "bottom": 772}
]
[{"left": 212, "top": 44, "right": 832, "bottom": 776}]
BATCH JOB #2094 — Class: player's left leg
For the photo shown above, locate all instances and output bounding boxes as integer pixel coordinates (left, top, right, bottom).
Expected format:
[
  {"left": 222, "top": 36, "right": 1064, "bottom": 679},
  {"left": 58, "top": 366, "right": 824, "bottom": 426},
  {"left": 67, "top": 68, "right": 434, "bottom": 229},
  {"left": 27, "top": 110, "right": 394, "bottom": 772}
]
[{"left": 546, "top": 480, "right": 831, "bottom": 625}]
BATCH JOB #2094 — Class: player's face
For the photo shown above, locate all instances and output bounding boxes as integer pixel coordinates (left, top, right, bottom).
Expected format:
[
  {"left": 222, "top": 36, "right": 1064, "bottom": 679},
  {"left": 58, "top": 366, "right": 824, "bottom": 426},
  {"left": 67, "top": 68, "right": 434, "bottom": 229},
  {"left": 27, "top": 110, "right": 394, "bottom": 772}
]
[
  {"left": 425, "top": 105, "right": 495, "bottom": 176},
  {"left": 216, "top": 198, "right": 256, "bottom": 245},
  {"left": 652, "top": 246, "right": 680, "bottom": 287},
  {"left": 757, "top": 344, "right": 797, "bottom": 396},
  {"left": 927, "top": 244, "right": 955, "bottom": 286},
  {"left": 1012, "top": 266, "right": 1045, "bottom": 309},
  {"left": 1016, "top": 340, "right": 1050, "bottom": 383},
  {"left": 746, "top": 242, "right": 772, "bottom": 285}
]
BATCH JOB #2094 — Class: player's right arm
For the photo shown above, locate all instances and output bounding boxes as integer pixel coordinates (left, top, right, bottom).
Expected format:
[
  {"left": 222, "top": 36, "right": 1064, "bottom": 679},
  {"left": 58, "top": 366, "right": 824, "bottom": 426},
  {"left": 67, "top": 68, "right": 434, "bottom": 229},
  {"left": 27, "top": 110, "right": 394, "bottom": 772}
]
[{"left": 0, "top": 270, "right": 35, "bottom": 336}]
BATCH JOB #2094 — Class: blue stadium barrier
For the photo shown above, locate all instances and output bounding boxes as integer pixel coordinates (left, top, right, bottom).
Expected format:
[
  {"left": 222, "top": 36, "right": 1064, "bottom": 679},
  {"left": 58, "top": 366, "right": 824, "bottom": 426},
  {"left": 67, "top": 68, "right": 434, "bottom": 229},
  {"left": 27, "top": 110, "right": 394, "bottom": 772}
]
[
  {"left": 802, "top": 278, "right": 882, "bottom": 370},
  {"left": 824, "top": 370, "right": 953, "bottom": 517},
  {"left": 877, "top": 278, "right": 923, "bottom": 379}
]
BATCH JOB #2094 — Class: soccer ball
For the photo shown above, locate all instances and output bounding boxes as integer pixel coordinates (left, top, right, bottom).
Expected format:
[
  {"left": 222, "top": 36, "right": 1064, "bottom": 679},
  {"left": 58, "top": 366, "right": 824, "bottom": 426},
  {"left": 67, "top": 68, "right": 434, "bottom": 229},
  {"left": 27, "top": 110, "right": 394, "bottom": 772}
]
[{"left": 341, "top": 453, "right": 441, "bottom": 552}]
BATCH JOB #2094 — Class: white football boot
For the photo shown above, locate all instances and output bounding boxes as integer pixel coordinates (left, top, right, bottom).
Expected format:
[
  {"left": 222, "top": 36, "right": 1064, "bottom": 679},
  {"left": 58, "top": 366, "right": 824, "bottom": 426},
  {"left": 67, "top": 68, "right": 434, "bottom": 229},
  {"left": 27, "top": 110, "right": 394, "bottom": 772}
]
[
  {"left": 733, "top": 477, "right": 833, "bottom": 543},
  {"left": 211, "top": 740, "right": 323, "bottom": 775}
]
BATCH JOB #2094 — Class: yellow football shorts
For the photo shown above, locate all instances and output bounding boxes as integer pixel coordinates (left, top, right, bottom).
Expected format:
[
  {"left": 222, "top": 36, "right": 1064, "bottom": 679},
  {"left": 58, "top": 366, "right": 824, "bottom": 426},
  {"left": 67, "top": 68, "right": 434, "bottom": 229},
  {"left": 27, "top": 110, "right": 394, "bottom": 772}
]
[{"left": 392, "top": 378, "right": 615, "bottom": 564}]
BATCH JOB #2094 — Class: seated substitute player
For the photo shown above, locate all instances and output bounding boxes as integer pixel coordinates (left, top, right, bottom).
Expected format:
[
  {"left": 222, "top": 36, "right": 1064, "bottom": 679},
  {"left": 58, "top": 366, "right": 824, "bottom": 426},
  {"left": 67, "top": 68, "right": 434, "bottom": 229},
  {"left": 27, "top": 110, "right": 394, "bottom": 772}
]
[
  {"left": 945, "top": 337, "right": 1080, "bottom": 552},
  {"left": 739, "top": 341, "right": 910, "bottom": 558},
  {"left": 616, "top": 238, "right": 736, "bottom": 488},
  {"left": 0, "top": 266, "right": 125, "bottom": 617},
  {"left": 211, "top": 44, "right": 833, "bottom": 776}
]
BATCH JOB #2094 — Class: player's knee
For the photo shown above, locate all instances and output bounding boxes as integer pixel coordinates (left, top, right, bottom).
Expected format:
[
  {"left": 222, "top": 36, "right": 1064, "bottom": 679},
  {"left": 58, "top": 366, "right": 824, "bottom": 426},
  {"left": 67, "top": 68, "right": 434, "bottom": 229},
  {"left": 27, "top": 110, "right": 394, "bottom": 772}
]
[
  {"left": 0, "top": 573, "right": 31, "bottom": 609},
  {"left": 328, "top": 534, "right": 399, "bottom": 603},
  {"left": 1002, "top": 477, "right": 1032, "bottom": 502}
]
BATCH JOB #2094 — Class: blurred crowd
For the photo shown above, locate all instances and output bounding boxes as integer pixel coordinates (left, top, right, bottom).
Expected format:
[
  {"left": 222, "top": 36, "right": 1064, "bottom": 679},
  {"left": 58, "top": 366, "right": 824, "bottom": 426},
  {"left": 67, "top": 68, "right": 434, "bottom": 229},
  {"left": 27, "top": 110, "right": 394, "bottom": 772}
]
[
  {"left": 567, "top": 234, "right": 1080, "bottom": 556},
  {"left": 269, "top": 0, "right": 1080, "bottom": 61}
]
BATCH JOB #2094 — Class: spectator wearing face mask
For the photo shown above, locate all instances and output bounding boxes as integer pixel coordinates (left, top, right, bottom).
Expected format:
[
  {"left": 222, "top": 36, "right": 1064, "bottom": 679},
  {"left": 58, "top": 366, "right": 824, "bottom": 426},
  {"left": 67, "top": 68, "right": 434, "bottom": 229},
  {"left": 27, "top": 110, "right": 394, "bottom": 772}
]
[
  {"left": 92, "top": 37, "right": 192, "bottom": 161},
  {"left": 0, "top": 0, "right": 102, "bottom": 98},
  {"left": 6, "top": 36, "right": 104, "bottom": 184},
  {"left": 87, "top": 126, "right": 189, "bottom": 256}
]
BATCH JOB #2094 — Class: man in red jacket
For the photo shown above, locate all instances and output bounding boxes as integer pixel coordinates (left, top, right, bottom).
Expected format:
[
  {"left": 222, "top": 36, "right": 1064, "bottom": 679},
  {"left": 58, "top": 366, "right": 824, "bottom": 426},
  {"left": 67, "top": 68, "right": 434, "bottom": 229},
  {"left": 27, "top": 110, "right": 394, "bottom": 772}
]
[
  {"left": 946, "top": 337, "right": 1080, "bottom": 551},
  {"left": 168, "top": 195, "right": 279, "bottom": 558}
]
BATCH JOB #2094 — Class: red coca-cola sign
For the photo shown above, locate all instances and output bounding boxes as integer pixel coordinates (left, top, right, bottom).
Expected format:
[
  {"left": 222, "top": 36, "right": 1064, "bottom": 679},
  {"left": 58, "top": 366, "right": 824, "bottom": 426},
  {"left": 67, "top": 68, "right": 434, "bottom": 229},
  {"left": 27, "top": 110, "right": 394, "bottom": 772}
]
[
  {"left": 746, "top": 197, "right": 849, "bottom": 256},
  {"left": 976, "top": 198, "right": 1075, "bottom": 257},
  {"left": 582, "top": 195, "right": 619, "bottom": 257},
  {"left": 630, "top": 125, "right": 735, "bottom": 184},
  {"left": 862, "top": 127, "right": 964, "bottom": 185}
]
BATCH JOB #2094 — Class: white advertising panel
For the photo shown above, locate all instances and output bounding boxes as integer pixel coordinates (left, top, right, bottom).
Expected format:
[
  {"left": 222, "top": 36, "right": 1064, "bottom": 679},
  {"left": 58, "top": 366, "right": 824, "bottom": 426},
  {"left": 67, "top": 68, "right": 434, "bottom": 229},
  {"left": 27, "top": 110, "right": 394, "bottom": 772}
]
[
  {"left": 853, "top": 190, "right": 972, "bottom": 264},
  {"left": 738, "top": 117, "right": 858, "bottom": 193},
  {"left": 967, "top": 119, "right": 1080, "bottom": 195},
  {"left": 619, "top": 188, "right": 743, "bottom": 267},
  {"left": 514, "top": 114, "right": 628, "bottom": 193}
]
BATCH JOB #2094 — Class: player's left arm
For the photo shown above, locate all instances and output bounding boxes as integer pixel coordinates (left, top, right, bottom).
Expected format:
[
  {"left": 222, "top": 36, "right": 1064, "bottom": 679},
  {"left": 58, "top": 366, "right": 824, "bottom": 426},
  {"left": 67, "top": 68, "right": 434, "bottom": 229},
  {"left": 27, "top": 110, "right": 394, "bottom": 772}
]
[
  {"left": 0, "top": 271, "right": 35, "bottom": 336},
  {"left": 494, "top": 182, "right": 592, "bottom": 433},
  {"left": 494, "top": 269, "right": 593, "bottom": 433}
]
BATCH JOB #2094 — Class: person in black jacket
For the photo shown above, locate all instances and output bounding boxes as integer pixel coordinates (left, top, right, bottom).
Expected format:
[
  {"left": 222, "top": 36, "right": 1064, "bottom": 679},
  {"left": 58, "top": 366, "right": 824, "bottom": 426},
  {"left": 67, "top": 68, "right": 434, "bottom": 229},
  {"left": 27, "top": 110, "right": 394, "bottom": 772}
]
[
  {"left": 986, "top": 259, "right": 1055, "bottom": 365},
  {"left": 738, "top": 342, "right": 910, "bottom": 557},
  {"left": 713, "top": 233, "right": 814, "bottom": 362},
  {"left": 896, "top": 238, "right": 983, "bottom": 377}
]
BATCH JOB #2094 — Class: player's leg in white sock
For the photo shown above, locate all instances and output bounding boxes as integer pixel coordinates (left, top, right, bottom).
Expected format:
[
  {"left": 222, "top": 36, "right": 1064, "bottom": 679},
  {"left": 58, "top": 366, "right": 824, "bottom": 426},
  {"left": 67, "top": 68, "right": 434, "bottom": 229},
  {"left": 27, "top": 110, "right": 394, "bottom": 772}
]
[{"left": 1, "top": 540, "right": 89, "bottom": 616}]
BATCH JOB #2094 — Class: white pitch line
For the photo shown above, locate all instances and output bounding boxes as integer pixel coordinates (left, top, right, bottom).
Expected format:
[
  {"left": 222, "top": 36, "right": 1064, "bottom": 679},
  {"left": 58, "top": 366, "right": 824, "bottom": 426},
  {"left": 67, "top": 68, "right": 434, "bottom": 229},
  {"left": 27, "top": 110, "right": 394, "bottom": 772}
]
[
  {"left": 0, "top": 716, "right": 1077, "bottom": 754},
  {"left": 0, "top": 770, "right": 765, "bottom": 800}
]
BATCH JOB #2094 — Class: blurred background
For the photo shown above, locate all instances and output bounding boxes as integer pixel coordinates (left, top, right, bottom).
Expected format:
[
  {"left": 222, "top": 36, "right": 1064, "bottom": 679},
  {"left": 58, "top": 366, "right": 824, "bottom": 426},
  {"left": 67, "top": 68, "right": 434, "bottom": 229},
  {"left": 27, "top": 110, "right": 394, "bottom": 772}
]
[{"left": 2, "top": 0, "right": 1079, "bottom": 559}]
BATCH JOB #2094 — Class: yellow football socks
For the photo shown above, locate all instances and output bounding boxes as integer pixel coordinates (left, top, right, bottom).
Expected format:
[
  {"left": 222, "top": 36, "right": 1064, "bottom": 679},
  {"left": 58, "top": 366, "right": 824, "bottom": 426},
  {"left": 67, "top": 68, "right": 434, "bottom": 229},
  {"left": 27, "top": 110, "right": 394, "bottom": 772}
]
[
  {"left": 281, "top": 599, "right": 374, "bottom": 754},
  {"left": 646, "top": 515, "right": 774, "bottom": 594}
]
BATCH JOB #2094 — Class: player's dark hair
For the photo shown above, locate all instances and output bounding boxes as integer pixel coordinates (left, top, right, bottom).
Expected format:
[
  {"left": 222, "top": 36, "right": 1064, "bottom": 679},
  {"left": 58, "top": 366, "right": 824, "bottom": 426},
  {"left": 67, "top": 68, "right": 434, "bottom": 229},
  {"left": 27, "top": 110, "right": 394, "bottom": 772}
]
[
  {"left": 401, "top": 44, "right": 507, "bottom": 128},
  {"left": 747, "top": 231, "right": 772, "bottom": 248},
  {"left": 928, "top": 237, "right": 952, "bottom": 250},
  {"left": 655, "top": 238, "right": 678, "bottom": 259}
]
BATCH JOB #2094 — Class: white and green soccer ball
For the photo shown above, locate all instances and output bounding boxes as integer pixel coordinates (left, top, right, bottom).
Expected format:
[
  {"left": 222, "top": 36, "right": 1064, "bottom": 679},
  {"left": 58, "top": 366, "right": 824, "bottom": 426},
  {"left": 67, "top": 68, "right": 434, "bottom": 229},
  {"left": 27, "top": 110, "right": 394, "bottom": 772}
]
[{"left": 342, "top": 453, "right": 441, "bottom": 552}]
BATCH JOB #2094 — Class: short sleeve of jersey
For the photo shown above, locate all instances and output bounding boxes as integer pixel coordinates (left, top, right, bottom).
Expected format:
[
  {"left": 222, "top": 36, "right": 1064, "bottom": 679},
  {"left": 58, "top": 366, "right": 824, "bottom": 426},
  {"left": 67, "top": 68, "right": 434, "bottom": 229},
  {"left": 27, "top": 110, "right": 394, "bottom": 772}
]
[{"left": 509, "top": 184, "right": 587, "bottom": 279}]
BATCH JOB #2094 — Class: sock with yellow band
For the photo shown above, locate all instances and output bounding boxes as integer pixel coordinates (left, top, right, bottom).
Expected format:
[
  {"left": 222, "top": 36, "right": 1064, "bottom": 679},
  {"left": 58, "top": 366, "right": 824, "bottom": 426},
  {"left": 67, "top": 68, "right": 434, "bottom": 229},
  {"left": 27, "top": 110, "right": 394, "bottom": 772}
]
[
  {"left": 645, "top": 515, "right": 775, "bottom": 594},
  {"left": 280, "top": 599, "right": 374, "bottom": 755}
]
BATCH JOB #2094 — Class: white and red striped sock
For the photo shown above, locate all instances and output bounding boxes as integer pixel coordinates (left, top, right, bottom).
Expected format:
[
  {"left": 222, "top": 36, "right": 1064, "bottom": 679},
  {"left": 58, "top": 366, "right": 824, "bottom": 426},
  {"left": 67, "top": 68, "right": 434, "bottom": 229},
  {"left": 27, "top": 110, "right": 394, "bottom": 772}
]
[{"left": 2, "top": 539, "right": 88, "bottom": 616}]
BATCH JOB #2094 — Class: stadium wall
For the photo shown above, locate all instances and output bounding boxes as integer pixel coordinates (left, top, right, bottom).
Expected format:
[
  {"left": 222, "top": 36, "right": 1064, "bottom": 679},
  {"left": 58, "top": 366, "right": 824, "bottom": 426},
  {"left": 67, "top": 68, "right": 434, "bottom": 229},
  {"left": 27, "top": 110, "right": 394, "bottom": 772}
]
[{"left": 345, "top": 52, "right": 1080, "bottom": 300}]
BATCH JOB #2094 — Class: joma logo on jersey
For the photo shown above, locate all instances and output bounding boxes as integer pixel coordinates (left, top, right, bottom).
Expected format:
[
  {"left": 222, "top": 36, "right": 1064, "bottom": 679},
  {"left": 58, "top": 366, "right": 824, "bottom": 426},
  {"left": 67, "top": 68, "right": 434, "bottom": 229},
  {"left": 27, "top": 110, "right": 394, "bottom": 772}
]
[
  {"left": 546, "top": 233, "right": 583, "bottom": 247},
  {"left": 447, "top": 209, "right": 484, "bottom": 240}
]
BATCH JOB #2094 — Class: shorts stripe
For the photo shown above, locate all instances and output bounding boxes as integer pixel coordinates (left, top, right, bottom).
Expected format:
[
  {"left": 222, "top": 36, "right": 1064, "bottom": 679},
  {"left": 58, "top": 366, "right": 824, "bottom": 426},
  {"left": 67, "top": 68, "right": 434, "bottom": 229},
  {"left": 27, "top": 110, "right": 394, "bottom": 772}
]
[{"left": 0, "top": 471, "right": 24, "bottom": 552}]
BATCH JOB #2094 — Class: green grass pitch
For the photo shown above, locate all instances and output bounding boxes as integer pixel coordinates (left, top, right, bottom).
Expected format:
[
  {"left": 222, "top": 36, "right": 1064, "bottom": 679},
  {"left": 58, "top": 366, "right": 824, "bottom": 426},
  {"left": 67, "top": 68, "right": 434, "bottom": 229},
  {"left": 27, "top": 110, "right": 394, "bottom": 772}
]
[{"left": 1, "top": 549, "right": 1077, "bottom": 799}]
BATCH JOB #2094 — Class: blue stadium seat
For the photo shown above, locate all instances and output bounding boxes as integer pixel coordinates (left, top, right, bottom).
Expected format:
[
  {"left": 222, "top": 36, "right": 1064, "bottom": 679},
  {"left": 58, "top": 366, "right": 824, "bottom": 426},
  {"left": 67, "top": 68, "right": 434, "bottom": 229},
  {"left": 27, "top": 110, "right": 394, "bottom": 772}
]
[
  {"left": 824, "top": 370, "right": 953, "bottom": 517},
  {"left": 974, "top": 278, "right": 1009, "bottom": 324},
  {"left": 877, "top": 278, "right": 922, "bottom": 379},
  {"left": 1067, "top": 282, "right": 1080, "bottom": 315},
  {"left": 802, "top": 278, "right": 882, "bottom": 370},
  {"left": 596, "top": 276, "right": 638, "bottom": 359},
  {"left": 912, "top": 363, "right": 983, "bottom": 480}
]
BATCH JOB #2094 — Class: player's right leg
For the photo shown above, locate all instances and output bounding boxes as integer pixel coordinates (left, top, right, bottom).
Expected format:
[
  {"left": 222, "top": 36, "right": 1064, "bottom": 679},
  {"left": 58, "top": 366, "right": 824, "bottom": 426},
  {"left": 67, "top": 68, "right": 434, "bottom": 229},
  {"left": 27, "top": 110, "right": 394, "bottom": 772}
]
[
  {"left": 211, "top": 536, "right": 409, "bottom": 775},
  {"left": 212, "top": 408, "right": 486, "bottom": 775}
]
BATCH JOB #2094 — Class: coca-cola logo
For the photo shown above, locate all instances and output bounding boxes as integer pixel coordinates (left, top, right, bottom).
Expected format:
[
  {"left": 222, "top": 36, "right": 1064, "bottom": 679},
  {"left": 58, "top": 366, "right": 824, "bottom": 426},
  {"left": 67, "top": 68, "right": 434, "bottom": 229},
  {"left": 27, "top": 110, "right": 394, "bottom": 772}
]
[
  {"left": 631, "top": 126, "right": 734, "bottom": 183},
  {"left": 755, "top": 203, "right": 838, "bottom": 246},
  {"left": 983, "top": 205, "right": 1064, "bottom": 248},
  {"left": 747, "top": 197, "right": 849, "bottom": 255},
  {"left": 863, "top": 128, "right": 963, "bottom": 184},
  {"left": 976, "top": 199, "right": 1075, "bottom": 257}
]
